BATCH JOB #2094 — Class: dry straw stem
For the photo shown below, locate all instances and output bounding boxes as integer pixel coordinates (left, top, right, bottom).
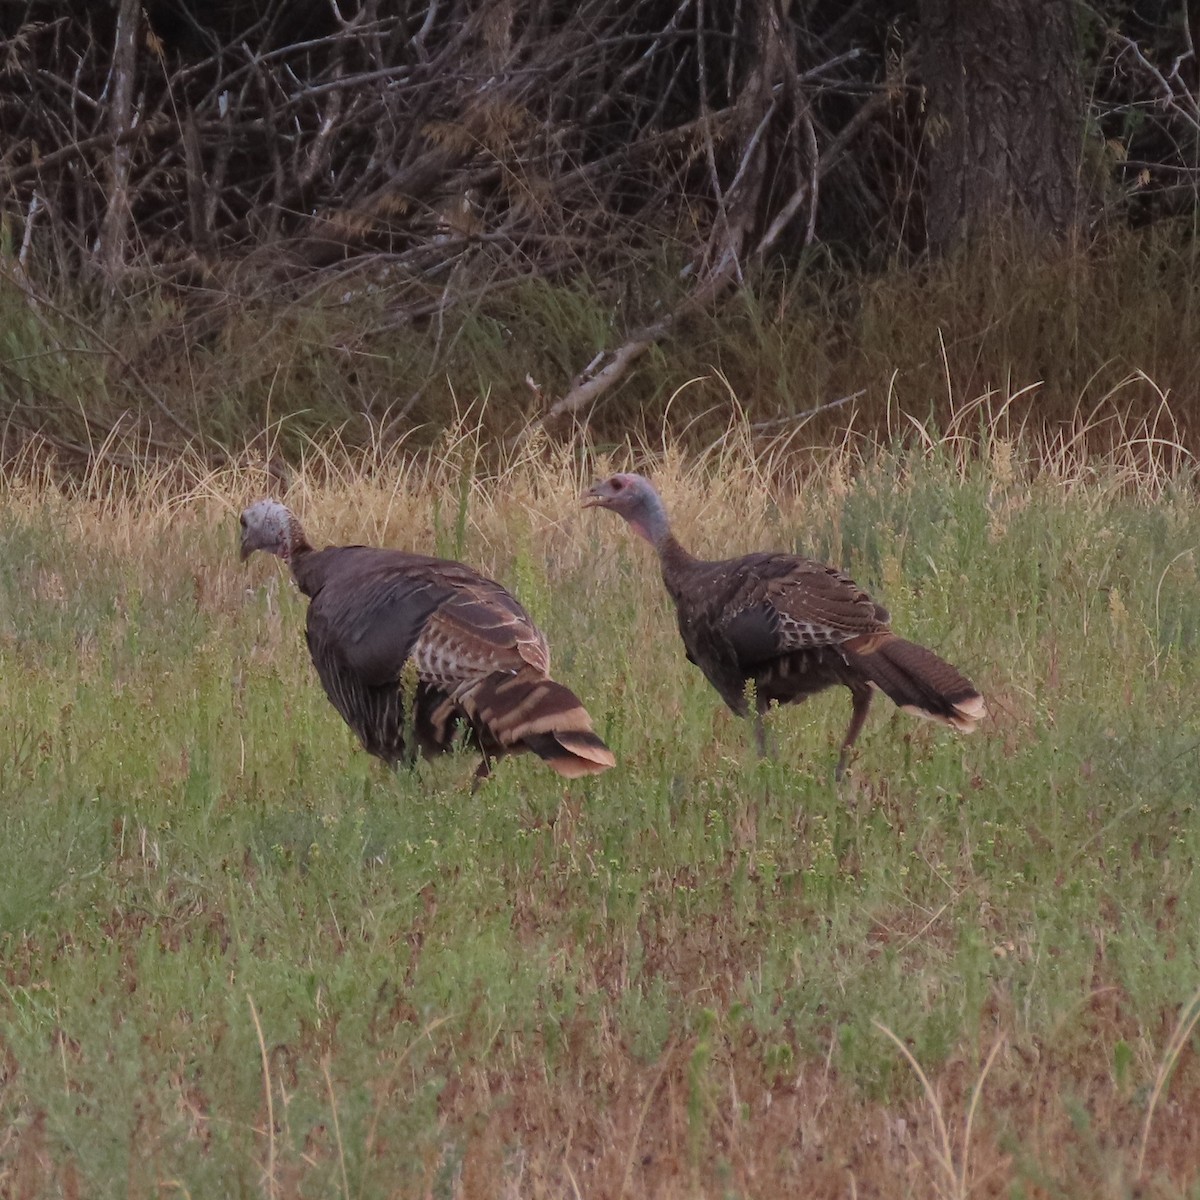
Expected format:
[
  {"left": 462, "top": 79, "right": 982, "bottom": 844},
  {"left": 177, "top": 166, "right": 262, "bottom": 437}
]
[
  {"left": 1136, "top": 982, "right": 1200, "bottom": 1180},
  {"left": 246, "top": 993, "right": 277, "bottom": 1200},
  {"left": 320, "top": 1056, "right": 351, "bottom": 1200},
  {"left": 873, "top": 1020, "right": 1005, "bottom": 1200},
  {"left": 358, "top": 1017, "right": 451, "bottom": 1188},
  {"left": 888, "top": 366, "right": 1193, "bottom": 500},
  {"left": 618, "top": 1036, "right": 678, "bottom": 1200},
  {"left": 0, "top": 375, "right": 1193, "bottom": 549}
]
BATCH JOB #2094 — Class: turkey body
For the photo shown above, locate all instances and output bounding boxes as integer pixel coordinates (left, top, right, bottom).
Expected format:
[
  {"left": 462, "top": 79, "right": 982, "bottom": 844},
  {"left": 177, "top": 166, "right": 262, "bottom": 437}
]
[
  {"left": 582, "top": 470, "right": 983, "bottom": 777},
  {"left": 660, "top": 541, "right": 984, "bottom": 774},
  {"left": 290, "top": 543, "right": 614, "bottom": 779},
  {"left": 664, "top": 549, "right": 889, "bottom": 714}
]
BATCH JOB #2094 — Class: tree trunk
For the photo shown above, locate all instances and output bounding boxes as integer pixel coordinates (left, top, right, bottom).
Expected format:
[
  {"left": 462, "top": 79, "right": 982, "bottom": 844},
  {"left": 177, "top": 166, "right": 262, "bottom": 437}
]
[{"left": 918, "top": 0, "right": 1086, "bottom": 255}]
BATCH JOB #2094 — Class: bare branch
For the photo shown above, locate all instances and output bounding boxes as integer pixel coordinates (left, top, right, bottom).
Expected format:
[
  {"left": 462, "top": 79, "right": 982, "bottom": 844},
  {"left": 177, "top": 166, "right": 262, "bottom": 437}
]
[{"left": 748, "top": 389, "right": 863, "bottom": 431}]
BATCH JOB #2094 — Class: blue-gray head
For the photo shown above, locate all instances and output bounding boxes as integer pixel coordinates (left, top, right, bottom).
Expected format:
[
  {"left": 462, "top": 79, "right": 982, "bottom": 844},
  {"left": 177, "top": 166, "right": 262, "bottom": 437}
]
[
  {"left": 239, "top": 499, "right": 308, "bottom": 563},
  {"left": 582, "top": 473, "right": 671, "bottom": 547}
]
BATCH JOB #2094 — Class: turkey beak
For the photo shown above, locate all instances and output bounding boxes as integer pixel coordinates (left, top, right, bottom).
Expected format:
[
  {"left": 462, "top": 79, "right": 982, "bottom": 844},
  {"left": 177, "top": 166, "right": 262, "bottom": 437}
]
[{"left": 581, "top": 484, "right": 606, "bottom": 509}]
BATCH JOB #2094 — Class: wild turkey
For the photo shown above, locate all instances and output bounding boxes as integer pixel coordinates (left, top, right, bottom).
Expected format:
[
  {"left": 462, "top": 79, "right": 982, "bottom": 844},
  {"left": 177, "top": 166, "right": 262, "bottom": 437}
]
[
  {"left": 583, "top": 474, "right": 984, "bottom": 778},
  {"left": 239, "top": 500, "right": 615, "bottom": 781}
]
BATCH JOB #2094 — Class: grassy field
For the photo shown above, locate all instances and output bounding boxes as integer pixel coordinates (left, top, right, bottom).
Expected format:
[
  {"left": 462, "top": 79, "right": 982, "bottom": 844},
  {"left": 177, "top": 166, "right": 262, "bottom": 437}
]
[{"left": 0, "top": 415, "right": 1199, "bottom": 1198}]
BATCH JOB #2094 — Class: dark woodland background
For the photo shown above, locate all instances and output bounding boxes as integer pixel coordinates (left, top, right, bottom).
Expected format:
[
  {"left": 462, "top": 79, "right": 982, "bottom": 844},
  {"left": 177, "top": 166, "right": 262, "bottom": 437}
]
[{"left": 1, "top": 0, "right": 1199, "bottom": 461}]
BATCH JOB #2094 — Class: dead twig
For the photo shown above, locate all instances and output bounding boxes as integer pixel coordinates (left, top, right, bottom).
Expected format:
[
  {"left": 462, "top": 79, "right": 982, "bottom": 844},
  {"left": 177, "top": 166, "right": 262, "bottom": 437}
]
[{"left": 748, "top": 390, "right": 864, "bottom": 431}]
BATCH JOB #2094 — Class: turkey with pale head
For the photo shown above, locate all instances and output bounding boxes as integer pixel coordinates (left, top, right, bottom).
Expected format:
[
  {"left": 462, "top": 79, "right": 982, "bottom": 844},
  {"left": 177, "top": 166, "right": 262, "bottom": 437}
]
[
  {"left": 239, "top": 499, "right": 615, "bottom": 781},
  {"left": 582, "top": 474, "right": 984, "bottom": 778}
]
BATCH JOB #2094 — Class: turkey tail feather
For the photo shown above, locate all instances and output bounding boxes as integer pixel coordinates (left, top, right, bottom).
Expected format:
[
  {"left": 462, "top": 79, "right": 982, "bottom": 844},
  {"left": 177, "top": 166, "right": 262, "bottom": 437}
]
[
  {"left": 464, "top": 668, "right": 615, "bottom": 778},
  {"left": 843, "top": 634, "right": 986, "bottom": 732},
  {"left": 521, "top": 731, "right": 616, "bottom": 778}
]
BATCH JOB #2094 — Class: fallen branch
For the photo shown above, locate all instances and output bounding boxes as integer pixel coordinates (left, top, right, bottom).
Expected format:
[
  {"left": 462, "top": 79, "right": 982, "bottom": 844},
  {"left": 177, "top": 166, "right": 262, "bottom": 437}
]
[
  {"left": 3, "top": 122, "right": 172, "bottom": 187},
  {"left": 536, "top": 316, "right": 673, "bottom": 425},
  {"left": 530, "top": 242, "right": 744, "bottom": 432}
]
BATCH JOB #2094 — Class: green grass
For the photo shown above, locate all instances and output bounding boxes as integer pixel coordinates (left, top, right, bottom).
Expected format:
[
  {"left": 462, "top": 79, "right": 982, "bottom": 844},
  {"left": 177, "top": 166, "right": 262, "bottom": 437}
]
[{"left": 0, "top": 429, "right": 1199, "bottom": 1197}]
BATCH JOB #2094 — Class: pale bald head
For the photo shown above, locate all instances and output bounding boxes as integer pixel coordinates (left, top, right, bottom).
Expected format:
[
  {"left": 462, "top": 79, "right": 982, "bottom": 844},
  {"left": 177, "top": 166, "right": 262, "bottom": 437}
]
[
  {"left": 582, "top": 472, "right": 671, "bottom": 546},
  {"left": 239, "top": 499, "right": 305, "bottom": 562}
]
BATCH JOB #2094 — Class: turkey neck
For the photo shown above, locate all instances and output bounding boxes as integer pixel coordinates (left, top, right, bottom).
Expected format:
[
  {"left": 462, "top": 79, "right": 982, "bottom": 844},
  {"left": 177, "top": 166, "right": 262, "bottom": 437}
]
[
  {"left": 284, "top": 526, "right": 322, "bottom": 596},
  {"left": 625, "top": 492, "right": 699, "bottom": 595},
  {"left": 654, "top": 533, "right": 700, "bottom": 599}
]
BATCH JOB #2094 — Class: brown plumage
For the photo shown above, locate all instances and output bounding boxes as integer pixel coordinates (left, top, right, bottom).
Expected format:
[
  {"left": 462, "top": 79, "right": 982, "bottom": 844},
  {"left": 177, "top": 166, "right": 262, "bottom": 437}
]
[
  {"left": 583, "top": 474, "right": 984, "bottom": 778},
  {"left": 239, "top": 500, "right": 615, "bottom": 781}
]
